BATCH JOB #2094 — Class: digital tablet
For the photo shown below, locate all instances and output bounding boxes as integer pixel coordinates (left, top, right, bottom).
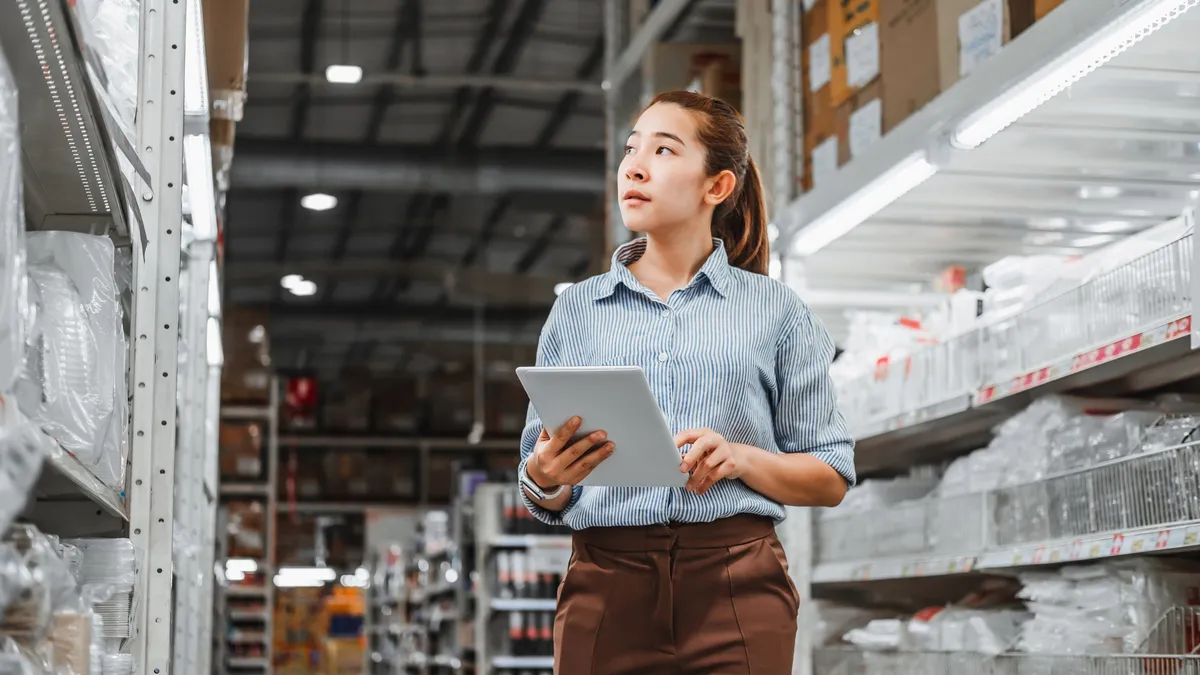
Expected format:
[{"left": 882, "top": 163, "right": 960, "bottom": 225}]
[{"left": 515, "top": 366, "right": 688, "bottom": 488}]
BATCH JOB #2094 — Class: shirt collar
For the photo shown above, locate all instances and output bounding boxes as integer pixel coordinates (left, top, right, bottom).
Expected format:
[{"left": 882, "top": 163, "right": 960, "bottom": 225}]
[{"left": 593, "top": 237, "right": 731, "bottom": 300}]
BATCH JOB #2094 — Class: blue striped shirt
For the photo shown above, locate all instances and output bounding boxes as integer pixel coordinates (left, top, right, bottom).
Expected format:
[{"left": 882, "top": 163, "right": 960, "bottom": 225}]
[{"left": 518, "top": 237, "right": 856, "bottom": 529}]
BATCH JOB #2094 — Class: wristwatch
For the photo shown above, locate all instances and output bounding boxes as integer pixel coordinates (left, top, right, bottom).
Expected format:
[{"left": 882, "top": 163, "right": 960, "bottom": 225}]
[{"left": 521, "top": 463, "right": 566, "bottom": 501}]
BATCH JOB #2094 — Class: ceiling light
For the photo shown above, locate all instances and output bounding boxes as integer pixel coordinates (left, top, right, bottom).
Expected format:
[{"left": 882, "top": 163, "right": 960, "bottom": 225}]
[
  {"left": 767, "top": 223, "right": 779, "bottom": 245},
  {"left": 208, "top": 260, "right": 221, "bottom": 317},
  {"left": 226, "top": 559, "right": 259, "bottom": 574},
  {"left": 953, "top": 0, "right": 1194, "bottom": 149},
  {"left": 791, "top": 152, "right": 937, "bottom": 257},
  {"left": 281, "top": 274, "right": 304, "bottom": 290},
  {"left": 206, "top": 317, "right": 224, "bottom": 368},
  {"left": 768, "top": 258, "right": 782, "bottom": 280},
  {"left": 184, "top": 134, "right": 217, "bottom": 240},
  {"left": 325, "top": 64, "right": 363, "bottom": 84},
  {"left": 300, "top": 193, "right": 338, "bottom": 211},
  {"left": 289, "top": 279, "right": 319, "bottom": 297},
  {"left": 1078, "top": 185, "right": 1122, "bottom": 200},
  {"left": 554, "top": 282, "right": 574, "bottom": 296}
]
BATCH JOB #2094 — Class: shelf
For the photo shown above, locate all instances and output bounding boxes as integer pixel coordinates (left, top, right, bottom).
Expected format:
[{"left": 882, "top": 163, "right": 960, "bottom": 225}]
[
  {"left": 227, "top": 610, "right": 269, "bottom": 622},
  {"left": 0, "top": 0, "right": 135, "bottom": 242},
  {"left": 488, "top": 535, "right": 571, "bottom": 549},
  {"left": 278, "top": 433, "right": 518, "bottom": 451},
  {"left": 492, "top": 656, "right": 554, "bottom": 669},
  {"left": 36, "top": 435, "right": 127, "bottom": 520},
  {"left": 220, "top": 406, "right": 273, "bottom": 422},
  {"left": 853, "top": 314, "right": 1197, "bottom": 475},
  {"left": 225, "top": 657, "right": 269, "bottom": 670},
  {"left": 220, "top": 483, "right": 270, "bottom": 497},
  {"left": 225, "top": 586, "right": 268, "bottom": 598},
  {"left": 227, "top": 632, "right": 267, "bottom": 645},
  {"left": 490, "top": 598, "right": 557, "bottom": 612},
  {"left": 779, "top": 0, "right": 1200, "bottom": 334}
]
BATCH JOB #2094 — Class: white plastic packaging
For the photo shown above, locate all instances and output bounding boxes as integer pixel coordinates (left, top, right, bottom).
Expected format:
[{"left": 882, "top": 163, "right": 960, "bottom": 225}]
[
  {"left": 73, "top": 0, "right": 141, "bottom": 137},
  {"left": 15, "top": 233, "right": 129, "bottom": 490},
  {"left": 0, "top": 399, "right": 49, "bottom": 535},
  {"left": 0, "top": 43, "right": 26, "bottom": 396}
]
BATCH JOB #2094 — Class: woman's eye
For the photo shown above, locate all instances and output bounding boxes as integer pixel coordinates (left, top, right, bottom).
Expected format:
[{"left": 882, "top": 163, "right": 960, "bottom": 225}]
[
  {"left": 656, "top": 146, "right": 673, "bottom": 155},
  {"left": 624, "top": 145, "right": 636, "bottom": 155}
]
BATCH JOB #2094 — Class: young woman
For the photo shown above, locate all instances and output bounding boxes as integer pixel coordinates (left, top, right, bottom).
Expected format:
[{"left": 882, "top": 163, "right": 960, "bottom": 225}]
[{"left": 517, "top": 91, "right": 856, "bottom": 674}]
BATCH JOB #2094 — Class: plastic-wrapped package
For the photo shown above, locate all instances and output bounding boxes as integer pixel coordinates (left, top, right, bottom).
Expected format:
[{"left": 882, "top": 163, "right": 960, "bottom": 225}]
[
  {"left": 67, "top": 538, "right": 138, "bottom": 641},
  {"left": 0, "top": 400, "right": 49, "bottom": 535},
  {"left": 0, "top": 545, "right": 33, "bottom": 617},
  {"left": 14, "top": 232, "right": 129, "bottom": 490},
  {"left": 844, "top": 619, "right": 909, "bottom": 651},
  {"left": 73, "top": 0, "right": 141, "bottom": 137},
  {"left": 906, "top": 607, "right": 1028, "bottom": 655},
  {"left": 0, "top": 43, "right": 26, "bottom": 397}
]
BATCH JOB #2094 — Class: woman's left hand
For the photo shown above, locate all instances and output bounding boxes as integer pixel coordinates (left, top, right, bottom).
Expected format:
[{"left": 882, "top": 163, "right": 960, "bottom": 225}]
[{"left": 676, "top": 428, "right": 750, "bottom": 495}]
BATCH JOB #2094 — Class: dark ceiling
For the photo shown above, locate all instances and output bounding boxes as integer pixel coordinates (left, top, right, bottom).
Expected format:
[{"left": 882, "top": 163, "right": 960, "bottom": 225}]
[{"left": 224, "top": 0, "right": 736, "bottom": 380}]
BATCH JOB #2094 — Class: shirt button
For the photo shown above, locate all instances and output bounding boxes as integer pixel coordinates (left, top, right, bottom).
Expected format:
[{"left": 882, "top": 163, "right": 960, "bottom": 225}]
[
  {"left": 657, "top": 351, "right": 669, "bottom": 363},
  {"left": 661, "top": 309, "right": 671, "bottom": 318}
]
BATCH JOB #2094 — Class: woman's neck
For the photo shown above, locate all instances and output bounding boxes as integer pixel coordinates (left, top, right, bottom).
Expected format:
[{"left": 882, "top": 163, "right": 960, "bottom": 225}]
[{"left": 628, "top": 227, "right": 714, "bottom": 300}]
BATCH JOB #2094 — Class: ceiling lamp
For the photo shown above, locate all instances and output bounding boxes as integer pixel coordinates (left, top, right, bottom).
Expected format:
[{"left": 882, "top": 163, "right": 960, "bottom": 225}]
[
  {"left": 300, "top": 193, "right": 338, "bottom": 211},
  {"left": 325, "top": 64, "right": 363, "bottom": 84}
]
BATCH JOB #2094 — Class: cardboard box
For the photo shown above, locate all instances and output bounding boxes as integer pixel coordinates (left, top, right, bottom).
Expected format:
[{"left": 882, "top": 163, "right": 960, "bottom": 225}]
[
  {"left": 204, "top": 0, "right": 250, "bottom": 94},
  {"left": 321, "top": 638, "right": 364, "bottom": 675},
  {"left": 834, "top": 80, "right": 884, "bottom": 165},
  {"left": 221, "top": 307, "right": 271, "bottom": 403},
  {"left": 219, "top": 421, "right": 264, "bottom": 479},
  {"left": 371, "top": 379, "right": 420, "bottom": 433},
  {"left": 1009, "top": 0, "right": 1067, "bottom": 36},
  {"left": 830, "top": 0, "right": 882, "bottom": 107},
  {"left": 878, "top": 0, "right": 1010, "bottom": 132},
  {"left": 652, "top": 42, "right": 744, "bottom": 110},
  {"left": 801, "top": 0, "right": 841, "bottom": 191}
]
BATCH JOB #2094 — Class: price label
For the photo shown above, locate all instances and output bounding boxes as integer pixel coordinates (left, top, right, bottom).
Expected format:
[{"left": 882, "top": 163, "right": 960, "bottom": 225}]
[
  {"left": 1012, "top": 551, "right": 1024, "bottom": 566},
  {"left": 1032, "top": 546, "right": 1047, "bottom": 564},
  {"left": 1049, "top": 548, "right": 1062, "bottom": 563},
  {"left": 1110, "top": 534, "right": 1125, "bottom": 556},
  {"left": 1069, "top": 540, "right": 1083, "bottom": 560},
  {"left": 1088, "top": 542, "right": 1103, "bottom": 558},
  {"left": 1183, "top": 528, "right": 1200, "bottom": 547},
  {"left": 1156, "top": 530, "right": 1171, "bottom": 550},
  {"left": 901, "top": 563, "right": 913, "bottom": 578},
  {"left": 1131, "top": 537, "right": 1146, "bottom": 553}
]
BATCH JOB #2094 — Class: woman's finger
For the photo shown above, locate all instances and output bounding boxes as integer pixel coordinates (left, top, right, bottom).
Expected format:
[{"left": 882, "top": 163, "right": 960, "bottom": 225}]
[
  {"left": 696, "top": 461, "right": 735, "bottom": 495},
  {"left": 564, "top": 442, "right": 615, "bottom": 483},
  {"left": 674, "top": 428, "right": 707, "bottom": 448},
  {"left": 556, "top": 430, "right": 608, "bottom": 467},
  {"left": 687, "top": 445, "right": 726, "bottom": 492},
  {"left": 680, "top": 436, "right": 719, "bottom": 473},
  {"left": 545, "top": 416, "right": 583, "bottom": 454}
]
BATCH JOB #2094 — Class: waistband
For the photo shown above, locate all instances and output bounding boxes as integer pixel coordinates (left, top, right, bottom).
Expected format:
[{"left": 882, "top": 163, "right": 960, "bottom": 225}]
[{"left": 571, "top": 514, "right": 775, "bottom": 551}]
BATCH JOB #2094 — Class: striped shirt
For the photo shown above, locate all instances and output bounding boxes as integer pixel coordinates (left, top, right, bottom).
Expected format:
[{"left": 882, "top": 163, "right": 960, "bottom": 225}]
[{"left": 518, "top": 237, "right": 856, "bottom": 529}]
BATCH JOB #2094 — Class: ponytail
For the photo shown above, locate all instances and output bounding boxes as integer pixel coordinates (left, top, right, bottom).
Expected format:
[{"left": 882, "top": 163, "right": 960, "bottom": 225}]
[
  {"left": 646, "top": 91, "right": 771, "bottom": 276},
  {"left": 714, "top": 156, "right": 769, "bottom": 276}
]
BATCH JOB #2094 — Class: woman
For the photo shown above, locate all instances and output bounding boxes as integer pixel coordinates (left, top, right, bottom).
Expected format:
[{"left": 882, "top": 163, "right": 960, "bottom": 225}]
[{"left": 517, "top": 91, "right": 856, "bottom": 674}]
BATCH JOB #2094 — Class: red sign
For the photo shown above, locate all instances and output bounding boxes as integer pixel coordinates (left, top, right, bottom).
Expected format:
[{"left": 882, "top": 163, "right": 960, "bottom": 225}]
[
  {"left": 1110, "top": 534, "right": 1125, "bottom": 556},
  {"left": 1156, "top": 529, "right": 1172, "bottom": 550}
]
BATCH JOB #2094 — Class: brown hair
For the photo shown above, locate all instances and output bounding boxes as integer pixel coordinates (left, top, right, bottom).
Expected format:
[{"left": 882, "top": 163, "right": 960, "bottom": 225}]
[{"left": 645, "top": 90, "right": 769, "bottom": 275}]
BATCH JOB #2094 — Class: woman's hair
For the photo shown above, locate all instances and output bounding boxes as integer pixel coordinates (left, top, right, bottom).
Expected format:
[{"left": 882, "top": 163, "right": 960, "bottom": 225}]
[{"left": 646, "top": 90, "right": 769, "bottom": 275}]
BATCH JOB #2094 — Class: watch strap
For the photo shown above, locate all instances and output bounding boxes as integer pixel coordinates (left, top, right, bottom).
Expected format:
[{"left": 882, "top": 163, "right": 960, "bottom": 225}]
[{"left": 521, "top": 464, "right": 566, "bottom": 501}]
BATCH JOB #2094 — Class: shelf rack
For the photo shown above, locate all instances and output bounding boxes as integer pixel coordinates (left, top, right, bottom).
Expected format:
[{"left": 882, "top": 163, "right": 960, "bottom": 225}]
[
  {"left": 757, "top": 2, "right": 1200, "bottom": 675},
  {"left": 0, "top": 0, "right": 212, "bottom": 674},
  {"left": 215, "top": 380, "right": 280, "bottom": 675}
]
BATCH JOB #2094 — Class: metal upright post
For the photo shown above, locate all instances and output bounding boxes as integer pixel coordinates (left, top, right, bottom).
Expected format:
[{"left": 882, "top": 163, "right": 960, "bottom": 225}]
[
  {"left": 603, "top": 0, "right": 626, "bottom": 260},
  {"left": 266, "top": 376, "right": 280, "bottom": 674},
  {"left": 128, "top": 1, "right": 187, "bottom": 674}
]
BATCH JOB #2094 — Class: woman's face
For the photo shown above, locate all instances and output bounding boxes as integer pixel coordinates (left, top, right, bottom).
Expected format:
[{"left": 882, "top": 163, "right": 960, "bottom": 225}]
[{"left": 618, "top": 102, "right": 716, "bottom": 235}]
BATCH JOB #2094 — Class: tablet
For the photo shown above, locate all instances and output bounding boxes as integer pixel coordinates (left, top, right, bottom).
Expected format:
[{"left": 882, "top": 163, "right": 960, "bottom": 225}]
[{"left": 515, "top": 366, "right": 688, "bottom": 488}]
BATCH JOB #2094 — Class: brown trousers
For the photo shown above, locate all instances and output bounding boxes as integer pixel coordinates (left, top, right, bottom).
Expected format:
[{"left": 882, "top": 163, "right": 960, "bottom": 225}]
[{"left": 554, "top": 514, "right": 800, "bottom": 675}]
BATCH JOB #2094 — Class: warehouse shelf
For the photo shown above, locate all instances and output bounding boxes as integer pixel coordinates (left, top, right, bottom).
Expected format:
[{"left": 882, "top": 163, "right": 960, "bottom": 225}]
[
  {"left": 225, "top": 657, "right": 269, "bottom": 670},
  {"left": 219, "top": 483, "right": 270, "bottom": 497},
  {"left": 492, "top": 656, "right": 554, "bottom": 670},
  {"left": 228, "top": 610, "right": 270, "bottom": 622},
  {"left": 777, "top": 0, "right": 1200, "bottom": 261},
  {"left": 814, "top": 649, "right": 1200, "bottom": 673},
  {"left": 814, "top": 437, "right": 1200, "bottom": 584},
  {"left": 224, "top": 585, "right": 268, "bottom": 598},
  {"left": 30, "top": 426, "right": 128, "bottom": 520},
  {"left": 0, "top": 0, "right": 140, "bottom": 243},
  {"left": 490, "top": 598, "right": 557, "bottom": 612},
  {"left": 487, "top": 535, "right": 571, "bottom": 549},
  {"left": 278, "top": 433, "right": 519, "bottom": 451},
  {"left": 842, "top": 222, "right": 1197, "bottom": 475}
]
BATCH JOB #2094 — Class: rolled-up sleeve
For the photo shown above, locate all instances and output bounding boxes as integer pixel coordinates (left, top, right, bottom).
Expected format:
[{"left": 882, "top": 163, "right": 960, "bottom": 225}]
[
  {"left": 518, "top": 302, "right": 582, "bottom": 525},
  {"left": 773, "top": 301, "right": 856, "bottom": 487}
]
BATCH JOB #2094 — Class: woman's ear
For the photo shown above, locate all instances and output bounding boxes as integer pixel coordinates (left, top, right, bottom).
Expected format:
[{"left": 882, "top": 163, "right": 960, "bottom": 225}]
[{"left": 704, "top": 169, "right": 738, "bottom": 207}]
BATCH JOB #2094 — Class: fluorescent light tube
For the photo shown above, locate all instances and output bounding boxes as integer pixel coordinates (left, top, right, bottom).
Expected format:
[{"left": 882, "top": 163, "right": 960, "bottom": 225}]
[
  {"left": 791, "top": 152, "right": 936, "bottom": 257},
  {"left": 206, "top": 317, "right": 224, "bottom": 367},
  {"left": 184, "top": 134, "right": 217, "bottom": 240},
  {"left": 325, "top": 64, "right": 363, "bottom": 84},
  {"left": 184, "top": 0, "right": 209, "bottom": 117},
  {"left": 208, "top": 260, "right": 221, "bottom": 317},
  {"left": 954, "top": 0, "right": 1198, "bottom": 149},
  {"left": 301, "top": 193, "right": 338, "bottom": 211}
]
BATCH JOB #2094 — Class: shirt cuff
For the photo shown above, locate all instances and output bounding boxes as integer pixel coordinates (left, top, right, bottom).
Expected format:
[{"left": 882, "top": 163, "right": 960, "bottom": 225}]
[
  {"left": 803, "top": 445, "right": 857, "bottom": 489},
  {"left": 517, "top": 457, "right": 582, "bottom": 527}
]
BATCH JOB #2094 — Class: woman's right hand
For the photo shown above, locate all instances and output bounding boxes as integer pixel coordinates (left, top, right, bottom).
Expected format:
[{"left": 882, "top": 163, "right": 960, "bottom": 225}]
[{"left": 526, "top": 416, "right": 615, "bottom": 489}]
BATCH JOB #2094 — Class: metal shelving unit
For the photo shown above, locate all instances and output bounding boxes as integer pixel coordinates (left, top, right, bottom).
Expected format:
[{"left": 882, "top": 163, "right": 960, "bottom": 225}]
[
  {"left": 757, "top": 2, "right": 1200, "bottom": 674},
  {"left": 0, "top": 0, "right": 215, "bottom": 674},
  {"left": 215, "top": 379, "right": 280, "bottom": 675}
]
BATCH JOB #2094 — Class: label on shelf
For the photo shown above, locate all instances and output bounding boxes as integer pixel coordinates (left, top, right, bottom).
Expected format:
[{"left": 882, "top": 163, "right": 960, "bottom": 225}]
[
  {"left": 528, "top": 541, "right": 571, "bottom": 574},
  {"left": 959, "top": 0, "right": 1005, "bottom": 77},
  {"left": 844, "top": 22, "right": 880, "bottom": 88}
]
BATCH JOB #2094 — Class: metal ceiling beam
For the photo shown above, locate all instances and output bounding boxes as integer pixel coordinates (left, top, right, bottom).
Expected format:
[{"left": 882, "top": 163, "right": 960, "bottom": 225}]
[
  {"left": 263, "top": 301, "right": 551, "bottom": 325},
  {"left": 514, "top": 215, "right": 567, "bottom": 273},
  {"left": 226, "top": 257, "right": 559, "bottom": 305},
  {"left": 536, "top": 35, "right": 604, "bottom": 147},
  {"left": 457, "top": 0, "right": 549, "bottom": 148},
  {"left": 288, "top": 0, "right": 323, "bottom": 139},
  {"left": 364, "top": 0, "right": 421, "bottom": 141},
  {"left": 437, "top": 0, "right": 510, "bottom": 147},
  {"left": 252, "top": 71, "right": 602, "bottom": 95},
  {"left": 230, "top": 140, "right": 605, "bottom": 194},
  {"left": 605, "top": 0, "right": 698, "bottom": 89}
]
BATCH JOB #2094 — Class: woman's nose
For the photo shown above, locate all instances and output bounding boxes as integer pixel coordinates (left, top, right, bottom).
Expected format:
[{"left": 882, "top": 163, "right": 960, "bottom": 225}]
[{"left": 625, "top": 164, "right": 646, "bottom": 182}]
